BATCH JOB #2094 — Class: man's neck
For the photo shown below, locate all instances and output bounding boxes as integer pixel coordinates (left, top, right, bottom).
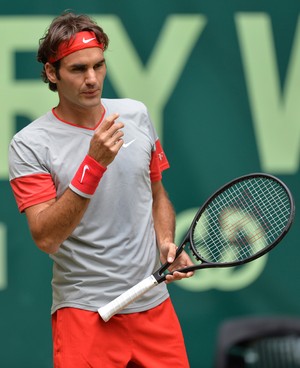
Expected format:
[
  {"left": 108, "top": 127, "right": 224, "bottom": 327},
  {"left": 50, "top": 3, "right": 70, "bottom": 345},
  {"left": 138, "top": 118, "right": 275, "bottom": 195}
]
[{"left": 54, "top": 103, "right": 104, "bottom": 129}]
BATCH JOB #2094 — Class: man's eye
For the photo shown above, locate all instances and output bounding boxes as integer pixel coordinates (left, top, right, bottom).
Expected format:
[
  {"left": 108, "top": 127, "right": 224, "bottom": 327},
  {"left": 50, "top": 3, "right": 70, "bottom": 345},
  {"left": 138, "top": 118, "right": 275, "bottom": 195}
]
[
  {"left": 94, "top": 62, "right": 104, "bottom": 69},
  {"left": 71, "top": 66, "right": 86, "bottom": 72}
]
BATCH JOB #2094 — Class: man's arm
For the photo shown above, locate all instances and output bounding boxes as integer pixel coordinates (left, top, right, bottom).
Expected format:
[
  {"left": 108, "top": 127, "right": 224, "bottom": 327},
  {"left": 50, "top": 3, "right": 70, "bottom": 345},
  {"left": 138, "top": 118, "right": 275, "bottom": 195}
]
[{"left": 151, "top": 181, "right": 194, "bottom": 282}]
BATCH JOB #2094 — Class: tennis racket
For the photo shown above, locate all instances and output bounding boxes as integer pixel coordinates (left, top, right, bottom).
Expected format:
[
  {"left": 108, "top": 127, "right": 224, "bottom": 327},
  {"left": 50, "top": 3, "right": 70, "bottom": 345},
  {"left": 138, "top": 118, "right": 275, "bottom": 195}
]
[{"left": 98, "top": 173, "right": 295, "bottom": 322}]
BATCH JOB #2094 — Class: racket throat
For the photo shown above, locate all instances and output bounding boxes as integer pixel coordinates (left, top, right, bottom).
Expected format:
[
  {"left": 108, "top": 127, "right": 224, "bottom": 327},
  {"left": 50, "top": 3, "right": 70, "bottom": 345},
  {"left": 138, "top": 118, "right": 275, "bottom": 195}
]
[{"left": 153, "top": 266, "right": 169, "bottom": 283}]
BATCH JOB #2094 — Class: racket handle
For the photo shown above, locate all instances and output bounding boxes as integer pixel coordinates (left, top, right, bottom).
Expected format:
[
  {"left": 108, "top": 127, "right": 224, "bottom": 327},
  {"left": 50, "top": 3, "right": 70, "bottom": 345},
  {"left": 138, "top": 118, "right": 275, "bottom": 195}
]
[{"left": 98, "top": 275, "right": 158, "bottom": 322}]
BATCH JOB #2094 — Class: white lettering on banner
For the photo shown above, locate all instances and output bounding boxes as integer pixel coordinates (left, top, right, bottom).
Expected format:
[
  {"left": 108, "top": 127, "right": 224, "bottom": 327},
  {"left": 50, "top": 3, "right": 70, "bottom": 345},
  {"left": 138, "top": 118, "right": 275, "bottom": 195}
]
[
  {"left": 0, "top": 223, "right": 7, "bottom": 290},
  {"left": 1, "top": 14, "right": 299, "bottom": 179},
  {"left": 174, "top": 208, "right": 267, "bottom": 292},
  {"left": 236, "top": 13, "right": 300, "bottom": 174}
]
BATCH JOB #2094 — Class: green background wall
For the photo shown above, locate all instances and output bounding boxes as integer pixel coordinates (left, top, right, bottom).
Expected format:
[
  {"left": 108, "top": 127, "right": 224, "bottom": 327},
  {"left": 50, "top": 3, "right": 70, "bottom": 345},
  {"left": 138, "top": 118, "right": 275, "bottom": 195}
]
[{"left": 1, "top": 1, "right": 300, "bottom": 367}]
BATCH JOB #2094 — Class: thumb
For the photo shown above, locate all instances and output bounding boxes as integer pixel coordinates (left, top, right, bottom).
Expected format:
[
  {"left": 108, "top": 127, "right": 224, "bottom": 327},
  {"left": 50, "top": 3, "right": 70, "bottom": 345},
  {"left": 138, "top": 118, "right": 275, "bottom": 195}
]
[{"left": 167, "top": 243, "right": 177, "bottom": 263}]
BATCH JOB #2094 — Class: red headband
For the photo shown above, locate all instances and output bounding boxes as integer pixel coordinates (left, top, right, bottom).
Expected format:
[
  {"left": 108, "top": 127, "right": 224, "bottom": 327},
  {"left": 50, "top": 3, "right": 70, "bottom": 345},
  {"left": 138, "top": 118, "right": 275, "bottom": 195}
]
[{"left": 48, "top": 31, "right": 104, "bottom": 63}]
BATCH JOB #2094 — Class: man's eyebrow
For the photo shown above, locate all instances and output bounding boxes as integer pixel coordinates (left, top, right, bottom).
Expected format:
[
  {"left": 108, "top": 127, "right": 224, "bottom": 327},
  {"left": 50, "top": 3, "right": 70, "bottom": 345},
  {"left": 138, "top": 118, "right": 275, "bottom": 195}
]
[
  {"left": 69, "top": 58, "right": 105, "bottom": 68},
  {"left": 70, "top": 63, "right": 88, "bottom": 68}
]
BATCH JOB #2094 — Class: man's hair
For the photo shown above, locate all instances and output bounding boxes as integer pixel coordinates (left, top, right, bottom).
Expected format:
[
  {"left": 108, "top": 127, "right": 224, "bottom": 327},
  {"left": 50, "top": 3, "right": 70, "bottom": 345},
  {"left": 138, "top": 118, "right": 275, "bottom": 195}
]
[{"left": 37, "top": 11, "right": 109, "bottom": 92}]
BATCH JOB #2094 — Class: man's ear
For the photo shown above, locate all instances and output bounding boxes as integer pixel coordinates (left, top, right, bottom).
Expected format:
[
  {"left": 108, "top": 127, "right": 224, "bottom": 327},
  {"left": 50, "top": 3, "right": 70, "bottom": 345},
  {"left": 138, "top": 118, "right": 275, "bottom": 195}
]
[{"left": 45, "top": 62, "right": 58, "bottom": 83}]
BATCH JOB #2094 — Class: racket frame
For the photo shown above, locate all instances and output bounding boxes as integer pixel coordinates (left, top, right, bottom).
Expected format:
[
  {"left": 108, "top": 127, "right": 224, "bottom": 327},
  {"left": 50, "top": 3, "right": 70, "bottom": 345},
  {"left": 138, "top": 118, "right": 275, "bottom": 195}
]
[{"left": 154, "top": 173, "right": 295, "bottom": 282}]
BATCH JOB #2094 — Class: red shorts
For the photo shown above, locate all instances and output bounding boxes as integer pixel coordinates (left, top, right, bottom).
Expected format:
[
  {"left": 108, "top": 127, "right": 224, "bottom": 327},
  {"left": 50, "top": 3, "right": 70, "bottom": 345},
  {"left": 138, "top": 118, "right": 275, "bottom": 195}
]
[{"left": 52, "top": 298, "right": 189, "bottom": 368}]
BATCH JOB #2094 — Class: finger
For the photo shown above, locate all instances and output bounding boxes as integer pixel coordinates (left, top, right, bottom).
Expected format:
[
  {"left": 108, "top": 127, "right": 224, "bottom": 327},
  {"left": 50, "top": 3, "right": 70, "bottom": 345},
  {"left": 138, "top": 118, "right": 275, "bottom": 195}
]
[
  {"left": 96, "top": 113, "right": 120, "bottom": 132},
  {"left": 165, "top": 270, "right": 193, "bottom": 283},
  {"left": 114, "top": 138, "right": 124, "bottom": 150},
  {"left": 174, "top": 270, "right": 194, "bottom": 278},
  {"left": 108, "top": 130, "right": 124, "bottom": 147},
  {"left": 109, "top": 122, "right": 125, "bottom": 137}
]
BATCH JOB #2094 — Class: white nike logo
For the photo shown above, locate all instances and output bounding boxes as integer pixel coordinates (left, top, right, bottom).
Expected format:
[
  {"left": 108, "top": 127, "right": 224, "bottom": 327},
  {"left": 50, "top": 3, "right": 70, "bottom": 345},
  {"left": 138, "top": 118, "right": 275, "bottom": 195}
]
[
  {"left": 80, "top": 164, "right": 90, "bottom": 183},
  {"left": 123, "top": 139, "right": 136, "bottom": 148},
  {"left": 82, "top": 37, "right": 96, "bottom": 44}
]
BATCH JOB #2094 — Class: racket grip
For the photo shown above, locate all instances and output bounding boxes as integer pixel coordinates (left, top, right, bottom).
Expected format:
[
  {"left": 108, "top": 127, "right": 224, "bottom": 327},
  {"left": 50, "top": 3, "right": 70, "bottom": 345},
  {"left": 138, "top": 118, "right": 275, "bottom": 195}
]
[{"left": 98, "top": 275, "right": 158, "bottom": 322}]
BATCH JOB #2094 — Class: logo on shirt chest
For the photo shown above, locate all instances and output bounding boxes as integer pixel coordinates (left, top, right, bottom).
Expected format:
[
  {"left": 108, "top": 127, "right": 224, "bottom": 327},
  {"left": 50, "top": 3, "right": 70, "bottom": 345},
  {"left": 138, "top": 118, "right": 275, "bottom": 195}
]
[{"left": 123, "top": 139, "right": 136, "bottom": 148}]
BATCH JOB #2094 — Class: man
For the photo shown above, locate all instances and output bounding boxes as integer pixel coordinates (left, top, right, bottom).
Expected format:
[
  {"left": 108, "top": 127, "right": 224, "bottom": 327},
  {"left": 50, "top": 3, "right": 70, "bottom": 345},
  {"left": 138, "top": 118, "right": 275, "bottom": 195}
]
[{"left": 9, "top": 12, "right": 194, "bottom": 368}]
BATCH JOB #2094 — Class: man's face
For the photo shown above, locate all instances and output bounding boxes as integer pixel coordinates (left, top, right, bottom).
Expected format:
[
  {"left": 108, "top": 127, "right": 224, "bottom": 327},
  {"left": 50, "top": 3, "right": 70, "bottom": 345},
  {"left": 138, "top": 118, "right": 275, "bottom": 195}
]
[{"left": 47, "top": 47, "right": 106, "bottom": 111}]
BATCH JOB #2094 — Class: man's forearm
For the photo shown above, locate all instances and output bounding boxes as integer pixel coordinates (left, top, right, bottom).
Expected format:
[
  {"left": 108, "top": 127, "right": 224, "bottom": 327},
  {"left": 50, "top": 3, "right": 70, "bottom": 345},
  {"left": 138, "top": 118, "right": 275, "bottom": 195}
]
[
  {"left": 25, "top": 188, "right": 90, "bottom": 254},
  {"left": 152, "top": 182, "right": 176, "bottom": 247}
]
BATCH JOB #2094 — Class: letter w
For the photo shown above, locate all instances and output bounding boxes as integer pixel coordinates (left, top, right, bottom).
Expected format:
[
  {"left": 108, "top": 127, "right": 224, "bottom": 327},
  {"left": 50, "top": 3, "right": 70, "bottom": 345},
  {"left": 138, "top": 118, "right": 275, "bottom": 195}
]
[{"left": 236, "top": 13, "right": 300, "bottom": 174}]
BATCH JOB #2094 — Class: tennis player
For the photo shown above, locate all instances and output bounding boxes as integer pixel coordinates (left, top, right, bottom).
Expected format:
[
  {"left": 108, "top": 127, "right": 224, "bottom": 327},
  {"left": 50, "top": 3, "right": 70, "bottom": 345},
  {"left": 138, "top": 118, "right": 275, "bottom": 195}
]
[{"left": 8, "top": 11, "right": 194, "bottom": 368}]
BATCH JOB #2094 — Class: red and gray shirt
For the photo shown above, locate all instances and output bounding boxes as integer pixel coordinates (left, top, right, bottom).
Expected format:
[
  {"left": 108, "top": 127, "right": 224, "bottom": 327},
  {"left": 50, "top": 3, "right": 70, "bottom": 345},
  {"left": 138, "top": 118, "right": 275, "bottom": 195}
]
[{"left": 9, "top": 98, "right": 170, "bottom": 314}]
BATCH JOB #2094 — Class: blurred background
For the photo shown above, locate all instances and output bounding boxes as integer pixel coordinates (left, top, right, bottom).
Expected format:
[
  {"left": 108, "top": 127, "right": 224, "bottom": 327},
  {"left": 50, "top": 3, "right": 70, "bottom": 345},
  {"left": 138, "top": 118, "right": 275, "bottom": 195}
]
[{"left": 0, "top": 0, "right": 299, "bottom": 367}]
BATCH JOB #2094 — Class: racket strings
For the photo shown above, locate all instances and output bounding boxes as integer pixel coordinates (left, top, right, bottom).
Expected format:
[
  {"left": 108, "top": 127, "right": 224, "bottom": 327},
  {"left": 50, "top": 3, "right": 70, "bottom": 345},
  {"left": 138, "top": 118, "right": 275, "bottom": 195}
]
[
  {"left": 192, "top": 177, "right": 291, "bottom": 264},
  {"left": 249, "top": 181, "right": 291, "bottom": 242}
]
